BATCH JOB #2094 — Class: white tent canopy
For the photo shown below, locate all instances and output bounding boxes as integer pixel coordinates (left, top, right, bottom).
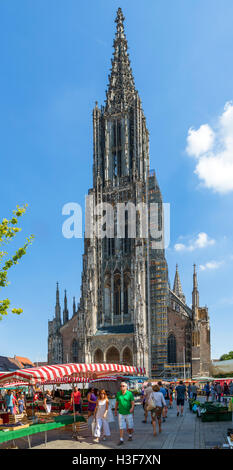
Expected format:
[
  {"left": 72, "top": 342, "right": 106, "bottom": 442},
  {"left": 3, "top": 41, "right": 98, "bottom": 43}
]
[{"left": 211, "top": 359, "right": 233, "bottom": 376}]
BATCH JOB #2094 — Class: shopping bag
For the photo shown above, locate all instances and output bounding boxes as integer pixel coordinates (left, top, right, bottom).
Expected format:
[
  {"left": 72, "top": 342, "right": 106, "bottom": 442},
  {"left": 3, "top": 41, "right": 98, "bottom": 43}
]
[
  {"left": 147, "top": 394, "right": 156, "bottom": 411},
  {"left": 91, "top": 417, "right": 96, "bottom": 436},
  {"left": 106, "top": 407, "right": 115, "bottom": 423}
]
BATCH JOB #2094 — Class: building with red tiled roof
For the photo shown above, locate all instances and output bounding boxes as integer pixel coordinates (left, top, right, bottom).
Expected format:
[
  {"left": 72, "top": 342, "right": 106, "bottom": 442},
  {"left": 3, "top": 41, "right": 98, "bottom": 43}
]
[
  {"left": 0, "top": 356, "right": 20, "bottom": 372},
  {"left": 14, "top": 356, "right": 35, "bottom": 368}
]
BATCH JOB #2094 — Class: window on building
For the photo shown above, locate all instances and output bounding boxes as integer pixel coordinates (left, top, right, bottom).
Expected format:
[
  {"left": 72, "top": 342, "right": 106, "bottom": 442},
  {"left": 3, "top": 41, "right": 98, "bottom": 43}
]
[
  {"left": 167, "top": 334, "right": 176, "bottom": 364},
  {"left": 71, "top": 339, "right": 78, "bottom": 363}
]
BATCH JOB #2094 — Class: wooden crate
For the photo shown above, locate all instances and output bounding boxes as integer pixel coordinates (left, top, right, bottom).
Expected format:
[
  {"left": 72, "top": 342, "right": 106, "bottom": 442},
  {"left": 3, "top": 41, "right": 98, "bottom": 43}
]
[{"left": 0, "top": 423, "right": 30, "bottom": 431}]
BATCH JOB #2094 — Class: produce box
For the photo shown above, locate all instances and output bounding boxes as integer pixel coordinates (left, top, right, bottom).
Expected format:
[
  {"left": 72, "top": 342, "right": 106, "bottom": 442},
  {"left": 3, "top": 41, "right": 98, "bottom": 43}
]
[
  {"left": 201, "top": 413, "right": 219, "bottom": 422},
  {"left": 0, "top": 423, "right": 30, "bottom": 431},
  {"left": 217, "top": 412, "right": 232, "bottom": 422},
  {"left": 202, "top": 411, "right": 232, "bottom": 422}
]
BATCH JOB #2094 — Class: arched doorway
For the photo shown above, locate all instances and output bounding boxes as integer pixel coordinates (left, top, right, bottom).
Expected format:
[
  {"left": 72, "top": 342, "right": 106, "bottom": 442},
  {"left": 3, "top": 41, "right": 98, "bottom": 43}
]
[
  {"left": 94, "top": 348, "right": 104, "bottom": 363},
  {"left": 122, "top": 347, "right": 133, "bottom": 366},
  {"left": 106, "top": 346, "right": 120, "bottom": 364},
  {"left": 167, "top": 334, "right": 176, "bottom": 363}
]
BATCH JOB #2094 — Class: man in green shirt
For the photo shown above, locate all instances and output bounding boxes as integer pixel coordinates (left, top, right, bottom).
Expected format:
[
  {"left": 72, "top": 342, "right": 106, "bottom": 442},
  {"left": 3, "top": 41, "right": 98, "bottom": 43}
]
[{"left": 115, "top": 382, "right": 135, "bottom": 445}]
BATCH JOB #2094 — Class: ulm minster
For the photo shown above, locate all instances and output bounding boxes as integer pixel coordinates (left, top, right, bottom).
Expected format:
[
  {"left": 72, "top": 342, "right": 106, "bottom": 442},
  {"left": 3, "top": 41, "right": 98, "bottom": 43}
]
[{"left": 48, "top": 8, "right": 211, "bottom": 379}]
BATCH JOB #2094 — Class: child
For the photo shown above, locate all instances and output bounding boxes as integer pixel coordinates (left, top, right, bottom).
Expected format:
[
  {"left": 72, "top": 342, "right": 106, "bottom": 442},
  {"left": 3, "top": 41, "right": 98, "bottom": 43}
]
[{"left": 17, "top": 394, "right": 25, "bottom": 414}]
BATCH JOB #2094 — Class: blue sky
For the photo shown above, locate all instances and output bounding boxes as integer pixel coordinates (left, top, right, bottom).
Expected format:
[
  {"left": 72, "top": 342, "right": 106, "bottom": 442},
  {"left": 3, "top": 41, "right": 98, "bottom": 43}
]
[{"left": 0, "top": 0, "right": 233, "bottom": 362}]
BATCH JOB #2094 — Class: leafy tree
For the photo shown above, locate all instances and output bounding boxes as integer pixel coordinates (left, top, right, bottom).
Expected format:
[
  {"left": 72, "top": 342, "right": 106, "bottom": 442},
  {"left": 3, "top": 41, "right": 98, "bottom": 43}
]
[
  {"left": 220, "top": 351, "right": 233, "bottom": 361},
  {"left": 0, "top": 204, "right": 34, "bottom": 319}
]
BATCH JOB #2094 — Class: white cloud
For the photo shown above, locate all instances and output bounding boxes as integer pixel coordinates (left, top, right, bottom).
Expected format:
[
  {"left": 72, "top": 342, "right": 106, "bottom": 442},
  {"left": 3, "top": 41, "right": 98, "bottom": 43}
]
[
  {"left": 174, "top": 232, "right": 215, "bottom": 252},
  {"left": 199, "top": 260, "right": 224, "bottom": 271},
  {"left": 186, "top": 101, "right": 233, "bottom": 193},
  {"left": 174, "top": 243, "right": 186, "bottom": 252},
  {"left": 186, "top": 124, "right": 215, "bottom": 158}
]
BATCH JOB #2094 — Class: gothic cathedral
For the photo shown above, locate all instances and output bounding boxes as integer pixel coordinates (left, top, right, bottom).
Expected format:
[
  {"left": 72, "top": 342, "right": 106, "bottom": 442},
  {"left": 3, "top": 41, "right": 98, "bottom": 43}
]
[{"left": 48, "top": 8, "right": 211, "bottom": 379}]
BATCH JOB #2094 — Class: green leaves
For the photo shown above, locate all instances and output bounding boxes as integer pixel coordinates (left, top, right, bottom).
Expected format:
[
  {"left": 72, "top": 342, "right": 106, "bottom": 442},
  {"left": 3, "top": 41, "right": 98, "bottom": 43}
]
[
  {"left": 220, "top": 351, "right": 233, "bottom": 361},
  {"left": 0, "top": 205, "right": 34, "bottom": 318}
]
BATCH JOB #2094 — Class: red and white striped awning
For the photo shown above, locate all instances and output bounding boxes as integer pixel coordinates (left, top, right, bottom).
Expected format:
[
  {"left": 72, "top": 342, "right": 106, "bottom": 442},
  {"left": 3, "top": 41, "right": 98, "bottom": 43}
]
[
  {"left": 42, "top": 377, "right": 89, "bottom": 385},
  {"left": 0, "top": 364, "right": 145, "bottom": 385},
  {"left": 0, "top": 382, "right": 29, "bottom": 388}
]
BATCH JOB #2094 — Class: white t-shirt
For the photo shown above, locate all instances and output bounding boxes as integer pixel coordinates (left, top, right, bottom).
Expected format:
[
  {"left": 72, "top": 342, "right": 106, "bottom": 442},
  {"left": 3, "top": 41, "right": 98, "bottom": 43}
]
[
  {"left": 151, "top": 391, "right": 166, "bottom": 408},
  {"left": 96, "top": 399, "right": 108, "bottom": 419}
]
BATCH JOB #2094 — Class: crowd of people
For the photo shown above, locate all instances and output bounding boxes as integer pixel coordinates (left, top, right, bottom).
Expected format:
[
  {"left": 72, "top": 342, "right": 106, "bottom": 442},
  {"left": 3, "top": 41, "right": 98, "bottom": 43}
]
[
  {"left": 69, "top": 383, "right": 135, "bottom": 445},
  {"left": 141, "top": 380, "right": 187, "bottom": 435},
  {"left": 200, "top": 381, "right": 233, "bottom": 402},
  {"left": 186, "top": 380, "right": 233, "bottom": 402},
  {"left": 0, "top": 389, "right": 26, "bottom": 415},
  {"left": 1, "top": 379, "right": 233, "bottom": 445}
]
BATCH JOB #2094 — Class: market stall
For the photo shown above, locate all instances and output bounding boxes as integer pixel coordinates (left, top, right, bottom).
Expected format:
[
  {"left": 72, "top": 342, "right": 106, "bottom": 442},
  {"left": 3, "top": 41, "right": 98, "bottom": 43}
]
[
  {"left": 0, "top": 414, "right": 86, "bottom": 448},
  {"left": 0, "top": 363, "right": 145, "bottom": 384},
  {"left": 0, "top": 363, "right": 145, "bottom": 447}
]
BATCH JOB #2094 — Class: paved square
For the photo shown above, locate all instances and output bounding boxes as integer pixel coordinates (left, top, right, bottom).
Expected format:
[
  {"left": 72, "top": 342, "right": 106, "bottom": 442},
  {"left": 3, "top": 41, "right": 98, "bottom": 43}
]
[{"left": 1, "top": 398, "right": 231, "bottom": 449}]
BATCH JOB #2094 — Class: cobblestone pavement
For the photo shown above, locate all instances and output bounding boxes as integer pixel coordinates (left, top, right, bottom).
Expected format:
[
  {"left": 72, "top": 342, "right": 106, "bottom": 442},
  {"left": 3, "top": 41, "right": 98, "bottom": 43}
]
[{"left": 1, "top": 397, "right": 232, "bottom": 450}]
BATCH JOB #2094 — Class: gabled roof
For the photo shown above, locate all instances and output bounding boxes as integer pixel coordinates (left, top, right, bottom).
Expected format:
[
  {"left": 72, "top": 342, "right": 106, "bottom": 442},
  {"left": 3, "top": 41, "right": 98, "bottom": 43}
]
[
  {"left": 0, "top": 356, "right": 21, "bottom": 372},
  {"left": 14, "top": 356, "right": 35, "bottom": 368},
  {"left": 169, "top": 289, "right": 193, "bottom": 319}
]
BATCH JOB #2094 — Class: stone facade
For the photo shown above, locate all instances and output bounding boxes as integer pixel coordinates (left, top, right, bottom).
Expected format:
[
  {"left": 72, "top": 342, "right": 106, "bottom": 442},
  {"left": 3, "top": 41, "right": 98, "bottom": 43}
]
[{"left": 47, "top": 8, "right": 211, "bottom": 378}]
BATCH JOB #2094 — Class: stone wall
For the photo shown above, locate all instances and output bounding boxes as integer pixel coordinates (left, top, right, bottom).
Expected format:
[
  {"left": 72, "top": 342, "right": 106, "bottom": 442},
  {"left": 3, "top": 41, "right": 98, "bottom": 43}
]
[
  {"left": 60, "top": 314, "right": 79, "bottom": 363},
  {"left": 167, "top": 308, "right": 190, "bottom": 363}
]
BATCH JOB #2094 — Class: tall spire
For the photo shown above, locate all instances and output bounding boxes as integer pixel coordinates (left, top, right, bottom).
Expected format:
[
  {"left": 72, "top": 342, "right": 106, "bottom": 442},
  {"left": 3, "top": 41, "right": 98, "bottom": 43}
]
[
  {"left": 63, "top": 289, "right": 69, "bottom": 324},
  {"left": 173, "top": 264, "right": 186, "bottom": 303},
  {"left": 55, "top": 282, "right": 61, "bottom": 324},
  {"left": 73, "top": 296, "right": 76, "bottom": 317},
  {"left": 105, "top": 8, "right": 137, "bottom": 113},
  {"left": 192, "top": 264, "right": 199, "bottom": 316}
]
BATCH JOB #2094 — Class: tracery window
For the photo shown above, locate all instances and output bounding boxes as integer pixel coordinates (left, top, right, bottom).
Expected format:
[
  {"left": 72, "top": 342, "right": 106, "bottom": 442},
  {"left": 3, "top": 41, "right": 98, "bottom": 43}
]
[{"left": 167, "top": 334, "right": 176, "bottom": 364}]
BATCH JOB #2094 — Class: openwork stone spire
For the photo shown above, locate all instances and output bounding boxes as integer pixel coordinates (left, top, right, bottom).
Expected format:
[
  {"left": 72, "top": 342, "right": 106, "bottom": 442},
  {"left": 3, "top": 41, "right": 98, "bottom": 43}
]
[
  {"left": 55, "top": 282, "right": 61, "bottom": 323},
  {"left": 63, "top": 289, "right": 69, "bottom": 324},
  {"left": 192, "top": 263, "right": 199, "bottom": 312},
  {"left": 105, "top": 8, "right": 137, "bottom": 113},
  {"left": 173, "top": 264, "right": 186, "bottom": 303},
  {"left": 73, "top": 296, "right": 76, "bottom": 316}
]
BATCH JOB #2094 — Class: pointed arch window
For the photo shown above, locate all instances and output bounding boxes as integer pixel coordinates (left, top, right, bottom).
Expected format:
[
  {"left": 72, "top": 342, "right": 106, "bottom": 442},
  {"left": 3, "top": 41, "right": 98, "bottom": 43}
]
[
  {"left": 114, "top": 274, "right": 121, "bottom": 316},
  {"left": 167, "top": 334, "right": 176, "bottom": 364},
  {"left": 71, "top": 339, "right": 78, "bottom": 363}
]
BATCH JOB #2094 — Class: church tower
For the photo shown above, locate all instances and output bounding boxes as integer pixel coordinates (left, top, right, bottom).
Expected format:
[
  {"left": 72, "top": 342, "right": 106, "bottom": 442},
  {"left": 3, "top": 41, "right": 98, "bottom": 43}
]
[
  {"left": 47, "top": 8, "right": 211, "bottom": 378},
  {"left": 48, "top": 283, "right": 63, "bottom": 364},
  {"left": 77, "top": 8, "right": 169, "bottom": 376},
  {"left": 191, "top": 264, "right": 211, "bottom": 376}
]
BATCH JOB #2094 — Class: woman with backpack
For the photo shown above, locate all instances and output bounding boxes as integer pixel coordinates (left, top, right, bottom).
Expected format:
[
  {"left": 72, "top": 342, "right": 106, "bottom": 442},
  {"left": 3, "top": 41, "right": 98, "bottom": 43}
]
[{"left": 147, "top": 384, "right": 166, "bottom": 437}]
